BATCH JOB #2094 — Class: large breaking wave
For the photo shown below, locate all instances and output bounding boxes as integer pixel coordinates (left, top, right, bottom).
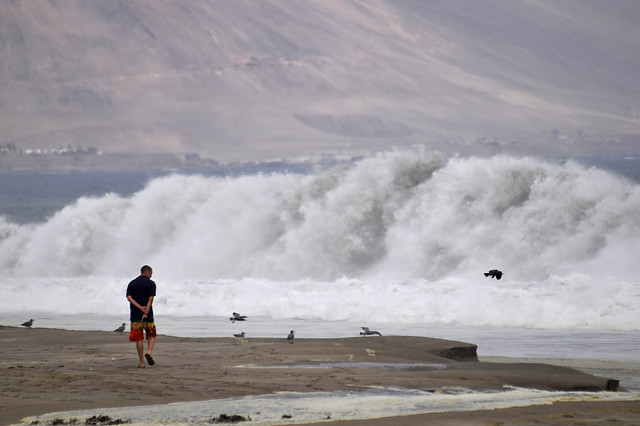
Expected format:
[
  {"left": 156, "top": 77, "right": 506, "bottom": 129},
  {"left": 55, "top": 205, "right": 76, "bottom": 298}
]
[
  {"left": 2, "top": 153, "right": 639, "bottom": 281},
  {"left": 1, "top": 153, "right": 639, "bottom": 329}
]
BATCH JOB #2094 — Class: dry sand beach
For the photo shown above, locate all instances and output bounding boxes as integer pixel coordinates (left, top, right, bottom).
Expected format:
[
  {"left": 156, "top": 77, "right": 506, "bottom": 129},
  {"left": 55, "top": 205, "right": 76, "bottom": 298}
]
[{"left": 1, "top": 326, "right": 638, "bottom": 425}]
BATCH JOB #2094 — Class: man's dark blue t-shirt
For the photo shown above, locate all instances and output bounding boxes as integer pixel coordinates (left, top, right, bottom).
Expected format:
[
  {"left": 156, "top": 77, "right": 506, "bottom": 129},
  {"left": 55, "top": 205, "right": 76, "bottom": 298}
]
[{"left": 126, "top": 275, "right": 156, "bottom": 322}]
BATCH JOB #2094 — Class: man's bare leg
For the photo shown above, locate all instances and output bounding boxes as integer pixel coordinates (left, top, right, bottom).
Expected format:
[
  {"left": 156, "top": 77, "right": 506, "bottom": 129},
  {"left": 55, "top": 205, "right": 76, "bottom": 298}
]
[
  {"left": 147, "top": 336, "right": 155, "bottom": 357},
  {"left": 136, "top": 341, "right": 145, "bottom": 367}
]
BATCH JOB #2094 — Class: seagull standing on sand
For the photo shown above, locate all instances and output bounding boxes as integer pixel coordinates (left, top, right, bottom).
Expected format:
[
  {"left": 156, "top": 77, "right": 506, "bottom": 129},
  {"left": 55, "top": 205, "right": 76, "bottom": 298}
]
[
  {"left": 360, "top": 327, "right": 382, "bottom": 336},
  {"left": 230, "top": 312, "right": 247, "bottom": 323},
  {"left": 287, "top": 330, "right": 295, "bottom": 344},
  {"left": 21, "top": 319, "right": 34, "bottom": 328},
  {"left": 484, "top": 269, "right": 503, "bottom": 280},
  {"left": 114, "top": 323, "right": 126, "bottom": 332},
  {"left": 234, "top": 332, "right": 245, "bottom": 338}
]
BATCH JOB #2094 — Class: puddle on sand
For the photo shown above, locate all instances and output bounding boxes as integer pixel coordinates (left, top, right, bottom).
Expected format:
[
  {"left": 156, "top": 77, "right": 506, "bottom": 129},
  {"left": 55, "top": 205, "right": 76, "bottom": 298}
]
[{"left": 234, "top": 361, "right": 447, "bottom": 371}]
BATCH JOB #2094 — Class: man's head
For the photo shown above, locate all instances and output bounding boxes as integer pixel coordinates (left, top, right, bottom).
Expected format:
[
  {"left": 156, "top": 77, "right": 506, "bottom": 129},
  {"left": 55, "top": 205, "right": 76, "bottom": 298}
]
[{"left": 141, "top": 265, "right": 153, "bottom": 277}]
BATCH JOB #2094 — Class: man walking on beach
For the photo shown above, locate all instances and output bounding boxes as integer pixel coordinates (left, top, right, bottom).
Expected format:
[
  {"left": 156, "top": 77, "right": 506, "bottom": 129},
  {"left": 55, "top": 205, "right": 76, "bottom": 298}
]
[{"left": 126, "top": 265, "right": 157, "bottom": 368}]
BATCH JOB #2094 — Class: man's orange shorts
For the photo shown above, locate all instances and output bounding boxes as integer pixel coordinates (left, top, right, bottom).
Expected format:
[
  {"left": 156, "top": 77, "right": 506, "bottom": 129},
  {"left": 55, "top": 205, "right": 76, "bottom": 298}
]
[{"left": 129, "top": 321, "right": 157, "bottom": 342}]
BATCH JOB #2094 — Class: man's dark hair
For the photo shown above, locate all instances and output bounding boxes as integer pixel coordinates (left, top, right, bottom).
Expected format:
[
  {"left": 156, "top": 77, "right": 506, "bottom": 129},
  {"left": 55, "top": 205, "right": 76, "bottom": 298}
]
[{"left": 141, "top": 265, "right": 152, "bottom": 274}]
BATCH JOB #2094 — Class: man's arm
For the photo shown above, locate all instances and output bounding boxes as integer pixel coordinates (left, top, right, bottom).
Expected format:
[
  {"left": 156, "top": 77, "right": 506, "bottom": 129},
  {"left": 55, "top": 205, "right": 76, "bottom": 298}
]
[
  {"left": 127, "top": 295, "right": 146, "bottom": 313},
  {"left": 143, "top": 296, "right": 154, "bottom": 314},
  {"left": 142, "top": 296, "right": 154, "bottom": 320}
]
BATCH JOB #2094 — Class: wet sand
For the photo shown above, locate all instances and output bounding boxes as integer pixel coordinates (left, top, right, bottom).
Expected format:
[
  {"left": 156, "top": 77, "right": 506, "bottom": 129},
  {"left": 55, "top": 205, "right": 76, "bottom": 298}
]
[{"left": 1, "top": 326, "right": 638, "bottom": 425}]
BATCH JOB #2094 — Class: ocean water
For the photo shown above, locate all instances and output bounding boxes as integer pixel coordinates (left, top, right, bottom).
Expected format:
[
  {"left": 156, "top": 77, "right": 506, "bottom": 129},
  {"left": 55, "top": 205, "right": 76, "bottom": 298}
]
[
  {"left": 3, "top": 152, "right": 640, "bottom": 423},
  {"left": 1, "top": 153, "right": 638, "bottom": 329}
]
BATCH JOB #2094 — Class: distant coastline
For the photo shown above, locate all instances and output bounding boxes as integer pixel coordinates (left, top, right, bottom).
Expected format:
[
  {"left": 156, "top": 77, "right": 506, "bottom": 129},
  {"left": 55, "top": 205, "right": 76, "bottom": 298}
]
[
  {"left": 1, "top": 133, "right": 639, "bottom": 175},
  {"left": 0, "top": 151, "right": 351, "bottom": 174}
]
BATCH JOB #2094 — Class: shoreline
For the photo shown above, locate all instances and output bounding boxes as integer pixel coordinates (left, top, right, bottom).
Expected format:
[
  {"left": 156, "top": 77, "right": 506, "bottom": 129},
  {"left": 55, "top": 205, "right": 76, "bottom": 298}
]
[{"left": 1, "top": 326, "right": 638, "bottom": 425}]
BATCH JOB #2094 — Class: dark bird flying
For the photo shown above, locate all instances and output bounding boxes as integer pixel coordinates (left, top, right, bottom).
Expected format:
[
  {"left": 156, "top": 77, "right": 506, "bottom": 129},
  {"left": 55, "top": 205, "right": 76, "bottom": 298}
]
[
  {"left": 230, "top": 312, "right": 247, "bottom": 323},
  {"left": 484, "top": 269, "right": 503, "bottom": 280}
]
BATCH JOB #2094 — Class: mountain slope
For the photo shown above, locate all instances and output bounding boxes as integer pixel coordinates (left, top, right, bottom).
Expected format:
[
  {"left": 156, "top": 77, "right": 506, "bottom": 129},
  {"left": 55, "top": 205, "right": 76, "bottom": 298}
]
[{"left": 1, "top": 0, "right": 638, "bottom": 160}]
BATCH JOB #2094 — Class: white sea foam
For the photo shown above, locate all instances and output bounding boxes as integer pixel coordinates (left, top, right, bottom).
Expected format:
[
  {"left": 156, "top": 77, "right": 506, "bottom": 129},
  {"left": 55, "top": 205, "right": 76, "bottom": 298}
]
[
  {"left": 18, "top": 387, "right": 640, "bottom": 426},
  {"left": 1, "top": 153, "right": 639, "bottom": 330},
  {"left": 0, "top": 274, "right": 637, "bottom": 330}
]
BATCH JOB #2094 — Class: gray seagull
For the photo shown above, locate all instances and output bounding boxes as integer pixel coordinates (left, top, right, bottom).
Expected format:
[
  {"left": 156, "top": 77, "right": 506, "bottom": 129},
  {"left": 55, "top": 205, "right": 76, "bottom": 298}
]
[
  {"left": 287, "top": 330, "right": 295, "bottom": 344},
  {"left": 21, "top": 319, "right": 34, "bottom": 328},
  {"left": 114, "top": 323, "right": 126, "bottom": 332},
  {"left": 360, "top": 327, "right": 382, "bottom": 336},
  {"left": 234, "top": 332, "right": 246, "bottom": 338}
]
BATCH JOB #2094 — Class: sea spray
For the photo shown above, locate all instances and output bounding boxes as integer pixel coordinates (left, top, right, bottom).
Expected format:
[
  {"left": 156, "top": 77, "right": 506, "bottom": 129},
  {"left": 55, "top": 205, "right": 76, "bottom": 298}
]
[
  {"left": 1, "top": 153, "right": 639, "bottom": 329},
  {"left": 2, "top": 153, "right": 638, "bottom": 280}
]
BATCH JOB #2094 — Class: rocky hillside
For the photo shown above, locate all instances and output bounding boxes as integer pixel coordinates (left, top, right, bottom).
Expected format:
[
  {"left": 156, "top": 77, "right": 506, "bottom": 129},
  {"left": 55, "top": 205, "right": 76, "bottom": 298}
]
[{"left": 1, "top": 0, "right": 639, "bottom": 161}]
